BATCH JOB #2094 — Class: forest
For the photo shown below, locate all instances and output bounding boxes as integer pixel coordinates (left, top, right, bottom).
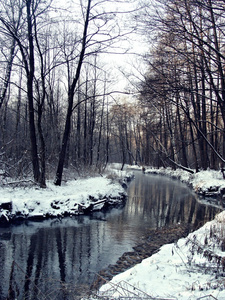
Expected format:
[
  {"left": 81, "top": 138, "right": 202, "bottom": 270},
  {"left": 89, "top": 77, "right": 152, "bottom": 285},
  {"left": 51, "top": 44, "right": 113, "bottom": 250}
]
[{"left": 0, "top": 0, "right": 225, "bottom": 187}]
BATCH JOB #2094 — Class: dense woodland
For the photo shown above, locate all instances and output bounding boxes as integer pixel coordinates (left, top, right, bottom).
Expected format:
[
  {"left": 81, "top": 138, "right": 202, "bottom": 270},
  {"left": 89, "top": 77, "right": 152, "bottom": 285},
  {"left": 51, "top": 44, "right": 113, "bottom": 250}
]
[
  {"left": 0, "top": 0, "right": 225, "bottom": 187},
  {"left": 138, "top": 0, "right": 225, "bottom": 174}
]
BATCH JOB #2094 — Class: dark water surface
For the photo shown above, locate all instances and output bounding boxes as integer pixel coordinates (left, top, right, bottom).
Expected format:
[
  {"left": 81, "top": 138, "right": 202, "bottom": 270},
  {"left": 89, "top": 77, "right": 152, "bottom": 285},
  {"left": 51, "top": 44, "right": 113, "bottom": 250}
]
[{"left": 0, "top": 172, "right": 222, "bottom": 299}]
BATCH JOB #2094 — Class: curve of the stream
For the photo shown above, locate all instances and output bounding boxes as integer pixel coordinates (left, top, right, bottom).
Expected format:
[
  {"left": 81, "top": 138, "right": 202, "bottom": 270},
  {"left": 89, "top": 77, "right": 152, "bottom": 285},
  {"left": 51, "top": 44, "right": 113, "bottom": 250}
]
[{"left": 0, "top": 172, "right": 222, "bottom": 300}]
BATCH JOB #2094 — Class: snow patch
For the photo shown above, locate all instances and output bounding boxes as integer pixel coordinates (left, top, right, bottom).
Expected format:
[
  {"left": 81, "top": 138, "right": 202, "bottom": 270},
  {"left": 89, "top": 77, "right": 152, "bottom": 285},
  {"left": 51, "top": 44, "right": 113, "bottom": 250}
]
[
  {"left": 98, "top": 210, "right": 225, "bottom": 299},
  {"left": 0, "top": 176, "right": 128, "bottom": 222}
]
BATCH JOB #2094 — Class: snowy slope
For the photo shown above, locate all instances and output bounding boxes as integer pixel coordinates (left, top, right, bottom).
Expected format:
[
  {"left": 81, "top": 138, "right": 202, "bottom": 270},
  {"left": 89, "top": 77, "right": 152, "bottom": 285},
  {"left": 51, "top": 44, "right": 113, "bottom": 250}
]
[
  {"left": 0, "top": 175, "right": 128, "bottom": 222},
  {"left": 1, "top": 164, "right": 225, "bottom": 299},
  {"left": 98, "top": 210, "right": 225, "bottom": 299},
  {"left": 96, "top": 166, "right": 225, "bottom": 300}
]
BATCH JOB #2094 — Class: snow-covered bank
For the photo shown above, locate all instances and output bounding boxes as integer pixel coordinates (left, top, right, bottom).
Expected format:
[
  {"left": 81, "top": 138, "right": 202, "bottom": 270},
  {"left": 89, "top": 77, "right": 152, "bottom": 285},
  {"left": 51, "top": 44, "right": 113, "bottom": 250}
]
[
  {"left": 98, "top": 210, "right": 225, "bottom": 300},
  {"left": 95, "top": 167, "right": 225, "bottom": 300},
  {"left": 130, "top": 165, "right": 225, "bottom": 198},
  {"left": 147, "top": 167, "right": 225, "bottom": 198},
  {"left": 0, "top": 172, "right": 131, "bottom": 223},
  {"left": 2, "top": 165, "right": 224, "bottom": 224}
]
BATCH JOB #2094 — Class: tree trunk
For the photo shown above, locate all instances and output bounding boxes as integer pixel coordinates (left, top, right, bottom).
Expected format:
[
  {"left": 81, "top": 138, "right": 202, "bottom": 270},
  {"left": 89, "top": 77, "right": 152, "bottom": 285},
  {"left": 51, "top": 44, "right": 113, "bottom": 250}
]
[
  {"left": 26, "top": 0, "right": 40, "bottom": 183},
  {"left": 0, "top": 39, "right": 16, "bottom": 110},
  {"left": 54, "top": 90, "right": 73, "bottom": 185},
  {"left": 54, "top": 0, "right": 91, "bottom": 186}
]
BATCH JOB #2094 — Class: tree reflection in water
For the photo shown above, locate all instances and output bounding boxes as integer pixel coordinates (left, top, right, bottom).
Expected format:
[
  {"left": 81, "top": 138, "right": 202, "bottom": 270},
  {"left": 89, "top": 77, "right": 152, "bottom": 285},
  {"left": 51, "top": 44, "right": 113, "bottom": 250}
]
[{"left": 0, "top": 172, "right": 222, "bottom": 299}]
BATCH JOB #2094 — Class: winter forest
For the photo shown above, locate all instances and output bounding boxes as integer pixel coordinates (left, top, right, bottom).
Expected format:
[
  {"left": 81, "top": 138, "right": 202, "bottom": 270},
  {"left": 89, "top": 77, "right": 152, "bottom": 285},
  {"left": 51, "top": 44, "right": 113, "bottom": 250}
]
[{"left": 0, "top": 0, "right": 225, "bottom": 188}]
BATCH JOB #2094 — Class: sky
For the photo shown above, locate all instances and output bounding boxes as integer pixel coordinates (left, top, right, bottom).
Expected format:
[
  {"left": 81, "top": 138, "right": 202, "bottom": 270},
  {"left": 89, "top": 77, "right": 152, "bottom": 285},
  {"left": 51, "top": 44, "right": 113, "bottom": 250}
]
[{"left": 52, "top": 0, "right": 150, "bottom": 96}]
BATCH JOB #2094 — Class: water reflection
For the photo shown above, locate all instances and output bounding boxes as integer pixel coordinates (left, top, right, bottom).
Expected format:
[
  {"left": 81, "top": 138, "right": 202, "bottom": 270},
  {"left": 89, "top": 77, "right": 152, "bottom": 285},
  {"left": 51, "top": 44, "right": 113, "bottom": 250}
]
[
  {"left": 126, "top": 173, "right": 219, "bottom": 229},
  {"left": 0, "top": 172, "right": 222, "bottom": 299}
]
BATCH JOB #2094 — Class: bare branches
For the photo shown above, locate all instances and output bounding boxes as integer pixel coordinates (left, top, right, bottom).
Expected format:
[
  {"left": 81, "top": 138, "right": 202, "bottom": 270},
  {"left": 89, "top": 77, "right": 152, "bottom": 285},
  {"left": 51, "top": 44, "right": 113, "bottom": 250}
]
[{"left": 136, "top": 0, "right": 225, "bottom": 170}]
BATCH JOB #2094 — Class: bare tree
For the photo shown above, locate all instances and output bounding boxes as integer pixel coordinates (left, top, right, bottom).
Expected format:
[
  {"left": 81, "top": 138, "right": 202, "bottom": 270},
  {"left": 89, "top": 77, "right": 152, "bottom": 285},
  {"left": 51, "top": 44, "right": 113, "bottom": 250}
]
[
  {"left": 54, "top": 0, "right": 134, "bottom": 185},
  {"left": 136, "top": 0, "right": 225, "bottom": 171},
  {"left": 0, "top": 0, "right": 54, "bottom": 186},
  {"left": 54, "top": 0, "right": 91, "bottom": 186}
]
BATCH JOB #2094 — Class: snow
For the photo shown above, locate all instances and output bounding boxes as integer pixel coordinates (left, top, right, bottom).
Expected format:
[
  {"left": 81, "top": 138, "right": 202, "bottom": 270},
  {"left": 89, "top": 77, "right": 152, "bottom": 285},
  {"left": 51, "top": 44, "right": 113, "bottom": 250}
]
[
  {"left": 146, "top": 167, "right": 225, "bottom": 196},
  {"left": 1, "top": 164, "right": 225, "bottom": 299},
  {"left": 0, "top": 171, "right": 129, "bottom": 222},
  {"left": 98, "top": 210, "right": 225, "bottom": 299},
  {"left": 95, "top": 166, "right": 225, "bottom": 300},
  {"left": 130, "top": 165, "right": 225, "bottom": 198}
]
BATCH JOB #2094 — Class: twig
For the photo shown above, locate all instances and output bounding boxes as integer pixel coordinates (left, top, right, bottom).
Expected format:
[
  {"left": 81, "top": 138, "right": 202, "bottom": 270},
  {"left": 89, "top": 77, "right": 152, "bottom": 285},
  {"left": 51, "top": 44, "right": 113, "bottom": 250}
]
[
  {"left": 172, "top": 244, "right": 189, "bottom": 270},
  {"left": 3, "top": 179, "right": 37, "bottom": 186},
  {"left": 13, "top": 260, "right": 51, "bottom": 300},
  {"left": 92, "top": 272, "right": 176, "bottom": 300},
  {"left": 197, "top": 294, "right": 218, "bottom": 300}
]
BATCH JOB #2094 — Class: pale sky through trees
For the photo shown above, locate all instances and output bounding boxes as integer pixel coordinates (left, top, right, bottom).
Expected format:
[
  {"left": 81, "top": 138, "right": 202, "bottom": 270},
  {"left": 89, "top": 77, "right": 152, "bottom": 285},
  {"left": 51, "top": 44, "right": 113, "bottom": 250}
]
[
  {"left": 0, "top": 0, "right": 151, "bottom": 186},
  {"left": 51, "top": 0, "right": 149, "bottom": 95},
  {"left": 1, "top": 0, "right": 225, "bottom": 185}
]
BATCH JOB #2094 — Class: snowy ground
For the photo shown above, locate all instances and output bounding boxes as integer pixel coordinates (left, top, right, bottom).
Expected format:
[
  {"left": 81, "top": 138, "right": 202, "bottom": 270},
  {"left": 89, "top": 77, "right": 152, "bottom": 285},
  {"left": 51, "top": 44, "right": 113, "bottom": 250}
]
[
  {"left": 1, "top": 165, "right": 224, "bottom": 223},
  {"left": 132, "top": 165, "right": 225, "bottom": 198},
  {"left": 95, "top": 166, "right": 225, "bottom": 300},
  {"left": 98, "top": 210, "right": 225, "bottom": 300},
  {"left": 1, "top": 164, "right": 225, "bottom": 299},
  {"left": 0, "top": 166, "right": 131, "bottom": 222}
]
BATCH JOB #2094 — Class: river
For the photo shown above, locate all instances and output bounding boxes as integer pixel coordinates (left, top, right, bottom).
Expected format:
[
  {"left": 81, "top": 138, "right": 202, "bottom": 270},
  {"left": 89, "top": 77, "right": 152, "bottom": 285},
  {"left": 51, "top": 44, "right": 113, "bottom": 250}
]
[{"left": 0, "top": 172, "right": 222, "bottom": 299}]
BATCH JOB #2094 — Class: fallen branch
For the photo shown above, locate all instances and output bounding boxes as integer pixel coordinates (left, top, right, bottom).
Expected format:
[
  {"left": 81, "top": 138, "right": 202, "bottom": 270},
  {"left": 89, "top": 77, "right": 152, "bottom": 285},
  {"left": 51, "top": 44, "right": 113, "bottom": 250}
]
[
  {"left": 197, "top": 295, "right": 218, "bottom": 300},
  {"left": 2, "top": 179, "right": 37, "bottom": 187},
  {"left": 168, "top": 158, "right": 195, "bottom": 174}
]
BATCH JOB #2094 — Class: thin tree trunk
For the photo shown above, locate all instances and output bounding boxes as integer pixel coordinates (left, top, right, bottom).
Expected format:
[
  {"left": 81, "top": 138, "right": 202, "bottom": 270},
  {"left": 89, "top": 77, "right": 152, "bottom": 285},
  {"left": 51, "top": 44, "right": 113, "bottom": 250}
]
[
  {"left": 176, "top": 95, "right": 188, "bottom": 168},
  {"left": 26, "top": 0, "right": 40, "bottom": 183},
  {"left": 96, "top": 91, "right": 105, "bottom": 169},
  {"left": 0, "top": 39, "right": 16, "bottom": 110},
  {"left": 54, "top": 0, "right": 91, "bottom": 186}
]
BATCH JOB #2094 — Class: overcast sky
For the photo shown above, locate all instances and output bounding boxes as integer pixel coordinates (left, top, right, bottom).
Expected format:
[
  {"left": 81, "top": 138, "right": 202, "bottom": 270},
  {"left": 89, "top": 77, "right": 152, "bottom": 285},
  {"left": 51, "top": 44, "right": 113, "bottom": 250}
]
[{"left": 51, "top": 0, "right": 150, "bottom": 97}]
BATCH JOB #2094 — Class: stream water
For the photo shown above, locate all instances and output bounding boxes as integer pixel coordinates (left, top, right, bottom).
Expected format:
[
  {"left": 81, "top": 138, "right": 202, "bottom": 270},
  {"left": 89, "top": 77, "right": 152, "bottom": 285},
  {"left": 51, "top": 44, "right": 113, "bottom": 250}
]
[{"left": 0, "top": 172, "right": 222, "bottom": 300}]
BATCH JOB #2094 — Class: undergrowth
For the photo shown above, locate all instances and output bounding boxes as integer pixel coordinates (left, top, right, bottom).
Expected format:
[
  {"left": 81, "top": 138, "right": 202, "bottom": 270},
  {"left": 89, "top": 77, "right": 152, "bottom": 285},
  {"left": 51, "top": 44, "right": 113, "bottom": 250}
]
[{"left": 172, "top": 213, "right": 225, "bottom": 295}]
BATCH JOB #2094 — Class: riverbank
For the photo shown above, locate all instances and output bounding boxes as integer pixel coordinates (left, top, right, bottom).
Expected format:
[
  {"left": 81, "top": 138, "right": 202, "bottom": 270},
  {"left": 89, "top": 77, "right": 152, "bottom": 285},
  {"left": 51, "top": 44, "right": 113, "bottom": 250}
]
[
  {"left": 97, "top": 210, "right": 225, "bottom": 300},
  {"left": 1, "top": 165, "right": 224, "bottom": 224},
  {"left": 144, "top": 166, "right": 225, "bottom": 199},
  {"left": 0, "top": 168, "right": 132, "bottom": 224},
  {"left": 94, "top": 167, "right": 225, "bottom": 300},
  {"left": 91, "top": 223, "right": 193, "bottom": 291}
]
